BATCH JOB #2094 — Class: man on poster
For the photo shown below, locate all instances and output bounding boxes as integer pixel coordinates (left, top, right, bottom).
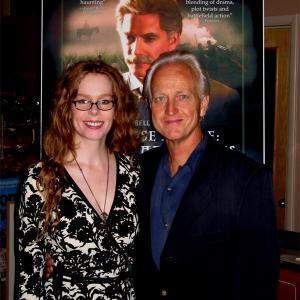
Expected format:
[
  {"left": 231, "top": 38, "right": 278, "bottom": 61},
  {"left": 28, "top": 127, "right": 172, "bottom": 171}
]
[{"left": 116, "top": 0, "right": 241, "bottom": 152}]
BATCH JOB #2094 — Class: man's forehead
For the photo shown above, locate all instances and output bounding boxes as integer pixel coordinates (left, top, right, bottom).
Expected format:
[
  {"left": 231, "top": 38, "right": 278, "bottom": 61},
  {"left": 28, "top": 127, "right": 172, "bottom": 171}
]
[
  {"left": 152, "top": 63, "right": 196, "bottom": 87},
  {"left": 121, "top": 13, "right": 162, "bottom": 33}
]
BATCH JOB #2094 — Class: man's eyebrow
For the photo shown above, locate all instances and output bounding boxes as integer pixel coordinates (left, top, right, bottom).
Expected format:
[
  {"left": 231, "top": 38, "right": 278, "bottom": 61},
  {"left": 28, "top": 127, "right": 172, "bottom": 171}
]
[
  {"left": 123, "top": 32, "right": 159, "bottom": 37},
  {"left": 142, "top": 33, "right": 159, "bottom": 38}
]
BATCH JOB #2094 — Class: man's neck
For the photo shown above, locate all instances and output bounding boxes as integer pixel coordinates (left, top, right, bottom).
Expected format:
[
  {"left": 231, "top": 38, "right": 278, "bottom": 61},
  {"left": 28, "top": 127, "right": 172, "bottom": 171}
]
[{"left": 166, "top": 132, "right": 203, "bottom": 176}]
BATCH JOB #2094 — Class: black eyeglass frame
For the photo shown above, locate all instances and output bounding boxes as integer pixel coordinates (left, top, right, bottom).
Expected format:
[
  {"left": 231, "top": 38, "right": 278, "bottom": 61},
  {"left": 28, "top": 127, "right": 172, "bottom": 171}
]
[{"left": 72, "top": 100, "right": 115, "bottom": 111}]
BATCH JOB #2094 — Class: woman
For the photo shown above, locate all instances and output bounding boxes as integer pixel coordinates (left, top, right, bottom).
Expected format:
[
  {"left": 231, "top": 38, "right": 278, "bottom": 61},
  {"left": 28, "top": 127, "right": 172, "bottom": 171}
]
[{"left": 16, "top": 60, "right": 140, "bottom": 299}]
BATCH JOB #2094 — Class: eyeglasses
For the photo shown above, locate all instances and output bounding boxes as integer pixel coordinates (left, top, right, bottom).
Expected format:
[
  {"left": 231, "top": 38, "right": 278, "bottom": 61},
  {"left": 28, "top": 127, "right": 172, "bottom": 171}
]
[{"left": 72, "top": 99, "right": 115, "bottom": 111}]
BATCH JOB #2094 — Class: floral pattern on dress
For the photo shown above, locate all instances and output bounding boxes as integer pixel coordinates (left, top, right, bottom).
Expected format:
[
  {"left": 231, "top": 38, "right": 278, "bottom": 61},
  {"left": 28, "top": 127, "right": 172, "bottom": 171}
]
[{"left": 17, "top": 154, "right": 140, "bottom": 300}]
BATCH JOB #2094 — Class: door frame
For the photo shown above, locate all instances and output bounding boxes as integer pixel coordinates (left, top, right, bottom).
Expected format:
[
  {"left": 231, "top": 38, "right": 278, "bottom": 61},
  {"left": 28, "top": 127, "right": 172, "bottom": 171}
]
[
  {"left": 265, "top": 27, "right": 290, "bottom": 230},
  {"left": 265, "top": 15, "right": 299, "bottom": 232}
]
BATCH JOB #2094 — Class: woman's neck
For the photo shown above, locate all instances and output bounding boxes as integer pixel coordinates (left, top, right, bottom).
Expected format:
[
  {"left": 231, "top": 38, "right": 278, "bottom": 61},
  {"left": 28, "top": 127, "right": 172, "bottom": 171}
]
[{"left": 66, "top": 141, "right": 109, "bottom": 167}]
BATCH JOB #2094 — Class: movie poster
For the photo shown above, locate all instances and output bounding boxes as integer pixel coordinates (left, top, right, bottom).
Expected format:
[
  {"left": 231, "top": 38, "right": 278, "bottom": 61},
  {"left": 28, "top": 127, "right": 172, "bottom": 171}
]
[{"left": 42, "top": 0, "right": 263, "bottom": 162}]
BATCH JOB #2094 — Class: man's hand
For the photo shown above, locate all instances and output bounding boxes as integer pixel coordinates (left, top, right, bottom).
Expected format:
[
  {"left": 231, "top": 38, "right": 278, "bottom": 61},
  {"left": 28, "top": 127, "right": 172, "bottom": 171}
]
[{"left": 44, "top": 253, "right": 55, "bottom": 280}]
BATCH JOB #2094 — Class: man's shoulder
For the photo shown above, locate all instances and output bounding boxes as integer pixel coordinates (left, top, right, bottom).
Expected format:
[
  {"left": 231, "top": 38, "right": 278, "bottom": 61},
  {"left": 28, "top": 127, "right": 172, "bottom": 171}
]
[
  {"left": 206, "top": 136, "right": 268, "bottom": 175},
  {"left": 140, "top": 146, "right": 164, "bottom": 168},
  {"left": 209, "top": 79, "right": 238, "bottom": 94},
  {"left": 209, "top": 79, "right": 240, "bottom": 101},
  {"left": 141, "top": 146, "right": 164, "bottom": 159}
]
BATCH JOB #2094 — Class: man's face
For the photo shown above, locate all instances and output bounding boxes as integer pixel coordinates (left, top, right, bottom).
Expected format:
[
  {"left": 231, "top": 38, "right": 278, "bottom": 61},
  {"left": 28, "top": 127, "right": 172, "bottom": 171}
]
[
  {"left": 150, "top": 62, "right": 209, "bottom": 145},
  {"left": 119, "top": 13, "right": 179, "bottom": 82}
]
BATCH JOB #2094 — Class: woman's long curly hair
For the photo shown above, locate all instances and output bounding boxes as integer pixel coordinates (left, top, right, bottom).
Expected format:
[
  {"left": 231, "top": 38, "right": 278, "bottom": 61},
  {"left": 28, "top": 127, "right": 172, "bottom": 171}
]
[{"left": 37, "top": 59, "right": 140, "bottom": 238}]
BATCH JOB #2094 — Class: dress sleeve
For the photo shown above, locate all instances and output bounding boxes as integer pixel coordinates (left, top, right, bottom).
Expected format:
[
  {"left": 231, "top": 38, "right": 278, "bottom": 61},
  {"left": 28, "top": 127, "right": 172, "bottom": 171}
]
[
  {"left": 16, "top": 166, "right": 46, "bottom": 300},
  {"left": 235, "top": 166, "right": 280, "bottom": 300}
]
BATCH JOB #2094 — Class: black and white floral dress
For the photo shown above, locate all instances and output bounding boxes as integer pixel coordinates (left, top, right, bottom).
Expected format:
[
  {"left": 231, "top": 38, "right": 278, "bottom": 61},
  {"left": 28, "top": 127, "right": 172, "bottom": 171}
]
[{"left": 16, "top": 154, "right": 140, "bottom": 300}]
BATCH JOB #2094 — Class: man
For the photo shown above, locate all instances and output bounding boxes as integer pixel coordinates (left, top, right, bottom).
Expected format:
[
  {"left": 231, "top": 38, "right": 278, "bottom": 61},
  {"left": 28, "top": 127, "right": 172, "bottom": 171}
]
[
  {"left": 135, "top": 50, "right": 279, "bottom": 299},
  {"left": 116, "top": 0, "right": 241, "bottom": 152}
]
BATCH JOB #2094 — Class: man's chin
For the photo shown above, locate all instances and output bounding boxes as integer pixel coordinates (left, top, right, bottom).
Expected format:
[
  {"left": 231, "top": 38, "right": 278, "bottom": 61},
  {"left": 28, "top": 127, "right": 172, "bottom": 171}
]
[
  {"left": 134, "top": 74, "right": 145, "bottom": 83},
  {"left": 132, "top": 65, "right": 150, "bottom": 82}
]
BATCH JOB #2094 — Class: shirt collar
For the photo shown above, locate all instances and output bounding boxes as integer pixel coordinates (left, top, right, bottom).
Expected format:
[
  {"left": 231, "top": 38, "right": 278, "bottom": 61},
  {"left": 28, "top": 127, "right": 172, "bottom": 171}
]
[
  {"left": 123, "top": 72, "right": 143, "bottom": 92},
  {"left": 162, "top": 134, "right": 208, "bottom": 176}
]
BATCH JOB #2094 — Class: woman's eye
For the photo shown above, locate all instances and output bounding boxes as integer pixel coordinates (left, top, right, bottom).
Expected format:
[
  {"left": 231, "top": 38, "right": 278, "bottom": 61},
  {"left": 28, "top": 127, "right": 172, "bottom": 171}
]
[
  {"left": 99, "top": 99, "right": 110, "bottom": 105},
  {"left": 100, "top": 98, "right": 115, "bottom": 105},
  {"left": 78, "top": 99, "right": 89, "bottom": 104}
]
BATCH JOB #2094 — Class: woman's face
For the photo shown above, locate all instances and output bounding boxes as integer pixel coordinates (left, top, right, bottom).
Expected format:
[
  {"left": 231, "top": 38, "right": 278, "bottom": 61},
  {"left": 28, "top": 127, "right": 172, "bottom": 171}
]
[{"left": 71, "top": 73, "right": 115, "bottom": 146}]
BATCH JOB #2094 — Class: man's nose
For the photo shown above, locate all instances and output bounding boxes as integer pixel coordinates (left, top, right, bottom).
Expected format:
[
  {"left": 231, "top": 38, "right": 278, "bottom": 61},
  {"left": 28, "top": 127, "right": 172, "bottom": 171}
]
[
  {"left": 165, "top": 99, "right": 178, "bottom": 115},
  {"left": 132, "top": 37, "right": 146, "bottom": 55}
]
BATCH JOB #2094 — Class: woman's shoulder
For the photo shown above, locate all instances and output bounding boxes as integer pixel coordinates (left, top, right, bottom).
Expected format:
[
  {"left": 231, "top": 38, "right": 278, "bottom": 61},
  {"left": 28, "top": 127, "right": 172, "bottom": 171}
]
[
  {"left": 20, "top": 161, "right": 40, "bottom": 178},
  {"left": 25, "top": 161, "right": 43, "bottom": 177},
  {"left": 29, "top": 161, "right": 43, "bottom": 170},
  {"left": 18, "top": 161, "right": 43, "bottom": 190}
]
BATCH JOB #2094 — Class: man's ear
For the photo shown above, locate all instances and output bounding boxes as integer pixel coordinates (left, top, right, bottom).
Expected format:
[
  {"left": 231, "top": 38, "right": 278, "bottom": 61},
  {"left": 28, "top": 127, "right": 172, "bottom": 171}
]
[
  {"left": 168, "top": 31, "right": 180, "bottom": 50},
  {"left": 200, "top": 96, "right": 209, "bottom": 118}
]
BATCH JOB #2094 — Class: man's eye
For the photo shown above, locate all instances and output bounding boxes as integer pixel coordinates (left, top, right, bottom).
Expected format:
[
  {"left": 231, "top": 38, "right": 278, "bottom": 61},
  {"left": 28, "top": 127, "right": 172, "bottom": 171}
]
[
  {"left": 126, "top": 35, "right": 135, "bottom": 44},
  {"left": 144, "top": 36, "right": 157, "bottom": 43},
  {"left": 177, "top": 94, "right": 189, "bottom": 101},
  {"left": 153, "top": 95, "right": 166, "bottom": 104}
]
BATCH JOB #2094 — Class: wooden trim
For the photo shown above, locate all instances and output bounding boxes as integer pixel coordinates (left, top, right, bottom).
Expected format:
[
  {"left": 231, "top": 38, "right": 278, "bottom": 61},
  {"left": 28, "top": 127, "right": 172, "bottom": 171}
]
[
  {"left": 265, "top": 15, "right": 300, "bottom": 232},
  {"left": 6, "top": 201, "right": 15, "bottom": 300},
  {"left": 265, "top": 27, "right": 290, "bottom": 230}
]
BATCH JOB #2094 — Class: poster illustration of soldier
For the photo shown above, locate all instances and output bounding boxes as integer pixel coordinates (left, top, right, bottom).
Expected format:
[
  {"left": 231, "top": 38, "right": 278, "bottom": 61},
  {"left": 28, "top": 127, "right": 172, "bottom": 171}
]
[{"left": 42, "top": 0, "right": 263, "bottom": 162}]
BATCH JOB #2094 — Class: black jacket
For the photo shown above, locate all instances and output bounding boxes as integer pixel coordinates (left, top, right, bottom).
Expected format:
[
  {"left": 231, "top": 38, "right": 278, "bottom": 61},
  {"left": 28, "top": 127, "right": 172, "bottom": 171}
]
[{"left": 135, "top": 136, "right": 280, "bottom": 300}]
